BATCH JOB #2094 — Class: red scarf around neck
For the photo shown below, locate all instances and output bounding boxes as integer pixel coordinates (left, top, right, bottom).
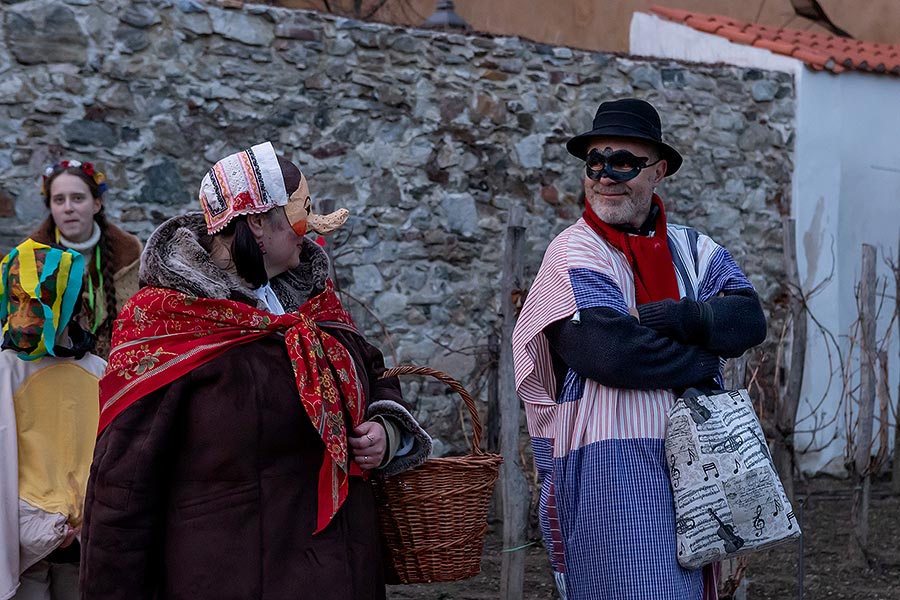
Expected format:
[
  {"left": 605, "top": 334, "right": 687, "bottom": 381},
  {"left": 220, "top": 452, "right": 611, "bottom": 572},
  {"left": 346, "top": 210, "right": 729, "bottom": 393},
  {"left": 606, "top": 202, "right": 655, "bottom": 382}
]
[
  {"left": 99, "top": 281, "right": 364, "bottom": 534},
  {"left": 582, "top": 194, "right": 680, "bottom": 304}
]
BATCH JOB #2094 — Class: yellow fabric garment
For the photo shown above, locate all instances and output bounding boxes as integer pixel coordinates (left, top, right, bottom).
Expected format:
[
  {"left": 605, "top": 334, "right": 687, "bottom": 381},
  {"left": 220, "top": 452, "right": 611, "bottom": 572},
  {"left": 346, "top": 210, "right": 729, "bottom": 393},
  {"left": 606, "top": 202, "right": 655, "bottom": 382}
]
[{"left": 14, "top": 362, "right": 100, "bottom": 527}]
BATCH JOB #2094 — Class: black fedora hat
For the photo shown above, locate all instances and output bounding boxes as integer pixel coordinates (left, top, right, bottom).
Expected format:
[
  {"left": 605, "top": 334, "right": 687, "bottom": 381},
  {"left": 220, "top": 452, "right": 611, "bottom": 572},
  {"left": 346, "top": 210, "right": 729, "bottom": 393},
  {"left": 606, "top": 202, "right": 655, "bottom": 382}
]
[{"left": 566, "top": 98, "right": 683, "bottom": 176}]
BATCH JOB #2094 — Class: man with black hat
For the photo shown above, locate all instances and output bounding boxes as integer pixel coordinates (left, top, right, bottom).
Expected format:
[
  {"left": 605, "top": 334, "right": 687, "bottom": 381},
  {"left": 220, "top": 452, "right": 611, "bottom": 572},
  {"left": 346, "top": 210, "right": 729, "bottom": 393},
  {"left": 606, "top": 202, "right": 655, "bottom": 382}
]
[{"left": 512, "top": 99, "right": 766, "bottom": 599}]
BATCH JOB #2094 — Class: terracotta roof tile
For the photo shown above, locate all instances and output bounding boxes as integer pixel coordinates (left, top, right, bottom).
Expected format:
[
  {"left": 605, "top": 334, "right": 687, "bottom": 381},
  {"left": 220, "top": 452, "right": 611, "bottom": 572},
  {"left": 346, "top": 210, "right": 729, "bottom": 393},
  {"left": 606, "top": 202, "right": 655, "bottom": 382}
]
[
  {"left": 714, "top": 15, "right": 743, "bottom": 29},
  {"left": 752, "top": 38, "right": 797, "bottom": 55},
  {"left": 791, "top": 32, "right": 821, "bottom": 45},
  {"left": 717, "top": 25, "right": 760, "bottom": 46},
  {"left": 790, "top": 47, "right": 832, "bottom": 65},
  {"left": 649, "top": 4, "right": 900, "bottom": 76},
  {"left": 860, "top": 55, "right": 886, "bottom": 70},
  {"left": 822, "top": 57, "right": 845, "bottom": 73},
  {"left": 684, "top": 15, "right": 722, "bottom": 34}
]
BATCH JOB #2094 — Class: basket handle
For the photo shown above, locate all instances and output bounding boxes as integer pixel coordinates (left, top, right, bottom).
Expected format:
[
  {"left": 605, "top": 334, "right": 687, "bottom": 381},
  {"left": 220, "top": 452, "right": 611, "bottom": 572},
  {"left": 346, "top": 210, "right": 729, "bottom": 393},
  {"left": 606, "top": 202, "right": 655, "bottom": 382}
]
[{"left": 380, "top": 365, "right": 484, "bottom": 456}]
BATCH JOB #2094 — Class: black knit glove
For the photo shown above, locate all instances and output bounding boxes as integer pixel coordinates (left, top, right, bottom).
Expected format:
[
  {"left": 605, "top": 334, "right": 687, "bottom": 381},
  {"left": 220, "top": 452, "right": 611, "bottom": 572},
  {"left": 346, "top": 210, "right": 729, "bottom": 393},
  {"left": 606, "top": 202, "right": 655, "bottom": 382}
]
[{"left": 636, "top": 298, "right": 713, "bottom": 346}]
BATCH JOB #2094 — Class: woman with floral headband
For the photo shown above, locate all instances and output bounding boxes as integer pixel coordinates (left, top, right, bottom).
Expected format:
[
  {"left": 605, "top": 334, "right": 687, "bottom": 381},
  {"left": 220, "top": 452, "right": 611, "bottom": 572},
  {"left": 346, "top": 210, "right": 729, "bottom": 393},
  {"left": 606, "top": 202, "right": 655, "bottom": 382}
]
[
  {"left": 1, "top": 239, "right": 106, "bottom": 600},
  {"left": 79, "top": 142, "right": 431, "bottom": 600},
  {"left": 28, "top": 160, "right": 142, "bottom": 357}
]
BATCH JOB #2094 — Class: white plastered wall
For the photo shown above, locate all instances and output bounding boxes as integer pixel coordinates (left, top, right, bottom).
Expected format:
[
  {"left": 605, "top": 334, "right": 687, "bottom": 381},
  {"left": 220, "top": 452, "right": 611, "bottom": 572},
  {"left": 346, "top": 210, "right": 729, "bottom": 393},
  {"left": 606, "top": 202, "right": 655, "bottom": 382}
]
[{"left": 631, "top": 12, "right": 900, "bottom": 475}]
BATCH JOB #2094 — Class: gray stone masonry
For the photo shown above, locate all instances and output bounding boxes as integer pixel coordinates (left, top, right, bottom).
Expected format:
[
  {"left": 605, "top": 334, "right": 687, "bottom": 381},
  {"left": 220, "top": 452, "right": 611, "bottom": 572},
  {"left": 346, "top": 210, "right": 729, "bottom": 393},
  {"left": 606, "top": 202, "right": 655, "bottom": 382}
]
[{"left": 0, "top": 0, "right": 795, "bottom": 454}]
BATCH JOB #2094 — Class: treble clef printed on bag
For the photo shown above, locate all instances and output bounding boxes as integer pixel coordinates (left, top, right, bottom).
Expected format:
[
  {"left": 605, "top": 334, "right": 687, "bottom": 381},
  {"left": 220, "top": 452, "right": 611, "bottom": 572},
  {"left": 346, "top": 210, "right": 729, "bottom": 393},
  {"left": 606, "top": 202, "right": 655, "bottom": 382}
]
[
  {"left": 665, "top": 388, "right": 802, "bottom": 569},
  {"left": 752, "top": 505, "right": 766, "bottom": 538}
]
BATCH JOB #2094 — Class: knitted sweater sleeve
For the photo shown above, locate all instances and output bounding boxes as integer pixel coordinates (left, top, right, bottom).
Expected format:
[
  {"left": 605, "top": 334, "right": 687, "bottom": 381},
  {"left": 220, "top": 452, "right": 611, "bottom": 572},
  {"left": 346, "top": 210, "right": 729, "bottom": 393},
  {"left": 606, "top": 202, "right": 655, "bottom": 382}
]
[
  {"left": 635, "top": 288, "right": 767, "bottom": 358},
  {"left": 543, "top": 306, "right": 723, "bottom": 390}
]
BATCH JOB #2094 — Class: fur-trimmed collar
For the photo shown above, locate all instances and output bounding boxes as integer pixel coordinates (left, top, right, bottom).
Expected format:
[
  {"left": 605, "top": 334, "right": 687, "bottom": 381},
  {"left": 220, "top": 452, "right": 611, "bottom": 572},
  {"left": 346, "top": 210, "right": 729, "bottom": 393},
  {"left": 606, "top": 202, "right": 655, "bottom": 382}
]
[
  {"left": 270, "top": 238, "right": 331, "bottom": 312},
  {"left": 140, "top": 212, "right": 330, "bottom": 309}
]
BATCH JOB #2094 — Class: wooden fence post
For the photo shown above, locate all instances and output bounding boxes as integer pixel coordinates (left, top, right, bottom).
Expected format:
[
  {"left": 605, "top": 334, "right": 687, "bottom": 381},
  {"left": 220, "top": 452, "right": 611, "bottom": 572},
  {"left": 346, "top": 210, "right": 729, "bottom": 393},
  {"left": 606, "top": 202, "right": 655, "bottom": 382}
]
[
  {"left": 499, "top": 205, "right": 529, "bottom": 600},
  {"left": 851, "top": 243, "right": 877, "bottom": 561}
]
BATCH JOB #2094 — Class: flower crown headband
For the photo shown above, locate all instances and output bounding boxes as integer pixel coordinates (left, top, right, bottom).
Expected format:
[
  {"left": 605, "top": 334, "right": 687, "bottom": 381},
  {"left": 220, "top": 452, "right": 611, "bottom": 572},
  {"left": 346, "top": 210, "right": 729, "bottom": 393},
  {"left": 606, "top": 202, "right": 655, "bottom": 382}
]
[{"left": 41, "top": 160, "right": 108, "bottom": 197}]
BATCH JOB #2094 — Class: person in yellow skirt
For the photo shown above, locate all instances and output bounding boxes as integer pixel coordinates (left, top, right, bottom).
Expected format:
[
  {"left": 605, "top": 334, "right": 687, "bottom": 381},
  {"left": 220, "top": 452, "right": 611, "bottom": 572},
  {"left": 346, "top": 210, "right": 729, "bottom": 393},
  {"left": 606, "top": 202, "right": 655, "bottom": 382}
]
[{"left": 0, "top": 239, "right": 106, "bottom": 600}]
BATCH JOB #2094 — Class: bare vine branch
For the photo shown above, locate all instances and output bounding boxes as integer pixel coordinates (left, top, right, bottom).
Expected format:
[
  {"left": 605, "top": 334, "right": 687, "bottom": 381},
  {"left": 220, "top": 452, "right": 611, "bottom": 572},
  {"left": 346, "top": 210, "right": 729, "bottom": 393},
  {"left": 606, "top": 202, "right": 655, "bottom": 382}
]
[{"left": 337, "top": 288, "right": 398, "bottom": 364}]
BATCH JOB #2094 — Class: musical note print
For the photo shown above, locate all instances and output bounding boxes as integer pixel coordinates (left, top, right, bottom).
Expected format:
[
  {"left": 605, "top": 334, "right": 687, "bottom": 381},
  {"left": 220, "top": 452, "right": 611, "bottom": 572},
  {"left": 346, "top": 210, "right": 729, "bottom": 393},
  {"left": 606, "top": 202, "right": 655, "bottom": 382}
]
[
  {"left": 753, "top": 505, "right": 765, "bottom": 537},
  {"left": 670, "top": 454, "right": 681, "bottom": 489},
  {"left": 786, "top": 510, "right": 796, "bottom": 530},
  {"left": 687, "top": 446, "right": 698, "bottom": 466},
  {"left": 733, "top": 458, "right": 741, "bottom": 474},
  {"left": 773, "top": 494, "right": 783, "bottom": 518},
  {"left": 702, "top": 462, "right": 720, "bottom": 481}
]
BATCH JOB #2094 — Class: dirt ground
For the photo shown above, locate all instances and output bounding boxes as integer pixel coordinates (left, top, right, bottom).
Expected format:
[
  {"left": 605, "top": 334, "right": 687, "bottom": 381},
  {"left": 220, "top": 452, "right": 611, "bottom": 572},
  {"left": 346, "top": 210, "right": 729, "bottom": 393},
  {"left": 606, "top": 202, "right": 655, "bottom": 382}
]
[
  {"left": 387, "top": 477, "right": 900, "bottom": 600},
  {"left": 386, "top": 520, "right": 556, "bottom": 600},
  {"left": 745, "top": 477, "right": 900, "bottom": 600}
]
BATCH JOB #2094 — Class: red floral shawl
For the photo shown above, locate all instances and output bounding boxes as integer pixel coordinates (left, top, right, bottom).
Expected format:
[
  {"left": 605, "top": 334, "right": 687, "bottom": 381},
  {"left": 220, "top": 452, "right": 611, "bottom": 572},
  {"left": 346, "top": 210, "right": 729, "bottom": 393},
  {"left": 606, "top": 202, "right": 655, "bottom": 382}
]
[{"left": 99, "top": 281, "right": 365, "bottom": 533}]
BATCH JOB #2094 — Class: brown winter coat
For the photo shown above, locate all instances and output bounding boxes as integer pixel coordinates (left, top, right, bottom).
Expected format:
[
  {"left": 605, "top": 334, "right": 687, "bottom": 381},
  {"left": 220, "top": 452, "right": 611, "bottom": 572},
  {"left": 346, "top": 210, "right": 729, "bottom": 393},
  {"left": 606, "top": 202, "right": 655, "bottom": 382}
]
[{"left": 79, "top": 213, "right": 431, "bottom": 600}]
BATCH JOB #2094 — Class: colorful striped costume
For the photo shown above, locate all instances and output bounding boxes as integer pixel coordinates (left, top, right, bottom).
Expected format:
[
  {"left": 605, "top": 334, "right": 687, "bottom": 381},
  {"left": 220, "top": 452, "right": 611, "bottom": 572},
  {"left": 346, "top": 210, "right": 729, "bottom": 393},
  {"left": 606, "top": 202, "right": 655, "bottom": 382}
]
[{"left": 512, "top": 216, "right": 754, "bottom": 599}]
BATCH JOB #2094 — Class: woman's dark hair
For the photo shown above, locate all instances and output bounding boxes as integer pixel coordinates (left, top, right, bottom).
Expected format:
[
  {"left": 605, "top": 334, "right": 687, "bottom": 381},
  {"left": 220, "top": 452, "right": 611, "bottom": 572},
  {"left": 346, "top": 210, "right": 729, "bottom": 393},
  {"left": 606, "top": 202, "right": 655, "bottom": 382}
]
[
  {"left": 219, "top": 216, "right": 269, "bottom": 289},
  {"left": 96, "top": 211, "right": 118, "bottom": 341},
  {"left": 216, "top": 156, "right": 302, "bottom": 289},
  {"left": 42, "top": 165, "right": 102, "bottom": 207},
  {"left": 41, "top": 164, "right": 119, "bottom": 343}
]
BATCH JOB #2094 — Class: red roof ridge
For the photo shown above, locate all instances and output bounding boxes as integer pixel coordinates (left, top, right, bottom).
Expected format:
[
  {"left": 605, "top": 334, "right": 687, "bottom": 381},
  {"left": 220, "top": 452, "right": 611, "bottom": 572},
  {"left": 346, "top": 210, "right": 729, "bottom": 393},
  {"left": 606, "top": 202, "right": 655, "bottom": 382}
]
[
  {"left": 753, "top": 38, "right": 797, "bottom": 56},
  {"left": 648, "top": 4, "right": 900, "bottom": 76},
  {"left": 684, "top": 15, "right": 723, "bottom": 35},
  {"left": 717, "top": 25, "right": 760, "bottom": 46}
]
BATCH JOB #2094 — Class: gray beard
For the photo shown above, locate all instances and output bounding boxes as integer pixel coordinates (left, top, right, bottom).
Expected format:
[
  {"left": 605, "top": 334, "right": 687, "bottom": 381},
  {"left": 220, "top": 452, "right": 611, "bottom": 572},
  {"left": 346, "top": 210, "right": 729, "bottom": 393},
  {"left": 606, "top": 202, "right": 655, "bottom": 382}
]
[{"left": 587, "top": 196, "right": 650, "bottom": 228}]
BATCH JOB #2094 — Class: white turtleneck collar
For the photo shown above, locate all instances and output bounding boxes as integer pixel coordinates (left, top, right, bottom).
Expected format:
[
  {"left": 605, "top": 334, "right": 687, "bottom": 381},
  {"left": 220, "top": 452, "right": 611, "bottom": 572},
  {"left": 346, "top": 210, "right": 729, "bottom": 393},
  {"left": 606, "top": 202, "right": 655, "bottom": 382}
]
[{"left": 58, "top": 222, "right": 101, "bottom": 254}]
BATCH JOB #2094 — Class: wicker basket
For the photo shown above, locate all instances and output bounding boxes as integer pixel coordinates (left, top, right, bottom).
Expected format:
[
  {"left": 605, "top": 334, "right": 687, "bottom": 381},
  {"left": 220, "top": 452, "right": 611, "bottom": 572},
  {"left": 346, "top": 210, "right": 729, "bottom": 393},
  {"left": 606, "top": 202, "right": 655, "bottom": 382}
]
[{"left": 372, "top": 365, "right": 503, "bottom": 584}]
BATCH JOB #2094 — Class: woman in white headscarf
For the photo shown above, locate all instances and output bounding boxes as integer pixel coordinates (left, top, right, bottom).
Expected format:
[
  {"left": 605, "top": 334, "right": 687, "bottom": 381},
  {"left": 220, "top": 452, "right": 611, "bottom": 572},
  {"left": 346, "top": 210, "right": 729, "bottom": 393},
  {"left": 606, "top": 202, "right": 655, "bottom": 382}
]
[{"left": 79, "top": 142, "right": 430, "bottom": 600}]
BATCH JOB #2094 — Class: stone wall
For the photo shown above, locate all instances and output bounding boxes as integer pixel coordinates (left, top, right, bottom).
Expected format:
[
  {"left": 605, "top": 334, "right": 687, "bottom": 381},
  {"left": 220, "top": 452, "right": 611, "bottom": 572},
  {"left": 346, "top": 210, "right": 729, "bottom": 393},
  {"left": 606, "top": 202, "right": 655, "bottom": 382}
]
[{"left": 0, "top": 0, "right": 795, "bottom": 454}]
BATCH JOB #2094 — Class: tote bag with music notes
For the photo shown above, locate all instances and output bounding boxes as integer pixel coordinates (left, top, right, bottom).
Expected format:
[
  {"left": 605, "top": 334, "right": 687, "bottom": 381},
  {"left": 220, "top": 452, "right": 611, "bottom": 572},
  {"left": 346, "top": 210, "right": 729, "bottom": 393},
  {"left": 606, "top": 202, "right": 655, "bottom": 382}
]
[{"left": 665, "top": 388, "right": 802, "bottom": 569}]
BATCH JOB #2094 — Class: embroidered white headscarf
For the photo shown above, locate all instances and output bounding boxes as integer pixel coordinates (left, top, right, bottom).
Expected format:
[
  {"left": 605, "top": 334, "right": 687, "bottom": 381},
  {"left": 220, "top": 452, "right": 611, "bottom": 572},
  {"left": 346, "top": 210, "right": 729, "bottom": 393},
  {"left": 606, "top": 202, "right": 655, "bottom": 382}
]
[{"left": 199, "top": 141, "right": 349, "bottom": 236}]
